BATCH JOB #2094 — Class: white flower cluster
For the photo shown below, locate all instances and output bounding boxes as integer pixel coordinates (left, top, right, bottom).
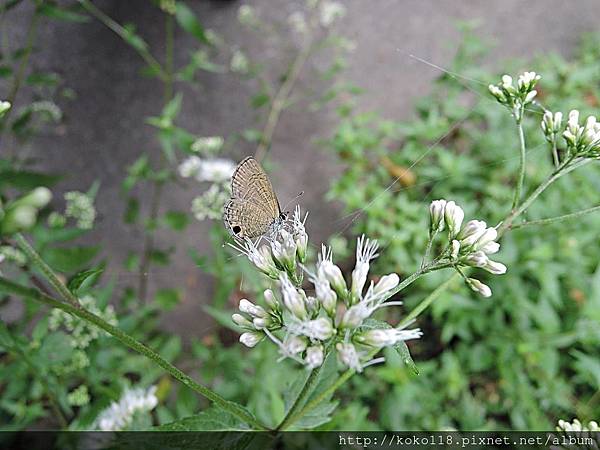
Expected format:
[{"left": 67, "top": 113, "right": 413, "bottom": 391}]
[
  {"left": 557, "top": 418, "right": 599, "bottom": 432},
  {"left": 94, "top": 386, "right": 158, "bottom": 431},
  {"left": 178, "top": 156, "right": 235, "bottom": 183},
  {"left": 191, "top": 136, "right": 224, "bottom": 156},
  {"left": 429, "top": 199, "right": 506, "bottom": 298},
  {"left": 232, "top": 208, "right": 422, "bottom": 372},
  {"left": 230, "top": 49, "right": 249, "bottom": 74},
  {"left": 178, "top": 155, "right": 235, "bottom": 222},
  {"left": 559, "top": 110, "right": 600, "bottom": 158},
  {"left": 49, "top": 295, "right": 117, "bottom": 349},
  {"left": 488, "top": 71, "right": 540, "bottom": 121},
  {"left": 0, "top": 245, "right": 26, "bottom": 267},
  {"left": 64, "top": 191, "right": 96, "bottom": 230},
  {"left": 237, "top": 5, "right": 259, "bottom": 28},
  {"left": 319, "top": 1, "right": 346, "bottom": 27}
]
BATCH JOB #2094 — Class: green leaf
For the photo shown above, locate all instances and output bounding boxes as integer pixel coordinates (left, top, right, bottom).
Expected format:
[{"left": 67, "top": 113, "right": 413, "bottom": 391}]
[
  {"left": 0, "top": 169, "right": 61, "bottom": 190},
  {"left": 162, "top": 211, "right": 189, "bottom": 231},
  {"left": 25, "top": 72, "right": 60, "bottom": 86},
  {"left": 123, "top": 197, "right": 140, "bottom": 224},
  {"left": 43, "top": 245, "right": 100, "bottom": 273},
  {"left": 292, "top": 400, "right": 338, "bottom": 429},
  {"left": 155, "top": 406, "right": 249, "bottom": 431},
  {"left": 0, "top": 65, "right": 13, "bottom": 78},
  {"left": 67, "top": 268, "right": 103, "bottom": 294},
  {"left": 149, "top": 248, "right": 171, "bottom": 266},
  {"left": 38, "top": 332, "right": 74, "bottom": 365},
  {"left": 175, "top": 3, "right": 209, "bottom": 44},
  {"left": 37, "top": 3, "right": 90, "bottom": 23},
  {"left": 122, "top": 23, "right": 148, "bottom": 53},
  {"left": 155, "top": 288, "right": 181, "bottom": 310}
]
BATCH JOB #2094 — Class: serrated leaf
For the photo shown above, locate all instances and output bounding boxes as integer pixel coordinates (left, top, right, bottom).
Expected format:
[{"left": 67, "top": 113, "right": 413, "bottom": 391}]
[
  {"left": 43, "top": 246, "right": 100, "bottom": 273},
  {"left": 292, "top": 400, "right": 338, "bottom": 429},
  {"left": 155, "top": 406, "right": 249, "bottom": 431},
  {"left": 67, "top": 268, "right": 103, "bottom": 294},
  {"left": 175, "top": 3, "right": 209, "bottom": 44}
]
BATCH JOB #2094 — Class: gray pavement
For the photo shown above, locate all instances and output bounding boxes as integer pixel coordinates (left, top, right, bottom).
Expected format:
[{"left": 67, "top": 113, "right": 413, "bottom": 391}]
[{"left": 3, "top": 0, "right": 600, "bottom": 338}]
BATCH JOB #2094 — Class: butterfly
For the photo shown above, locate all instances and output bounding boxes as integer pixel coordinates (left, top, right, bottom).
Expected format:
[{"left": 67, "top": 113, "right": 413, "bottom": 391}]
[{"left": 223, "top": 156, "right": 287, "bottom": 239}]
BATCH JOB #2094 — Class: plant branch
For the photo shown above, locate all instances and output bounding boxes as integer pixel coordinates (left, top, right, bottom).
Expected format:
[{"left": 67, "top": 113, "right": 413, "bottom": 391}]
[
  {"left": 0, "top": 7, "right": 39, "bottom": 142},
  {"left": 15, "top": 233, "right": 80, "bottom": 308},
  {"left": 254, "top": 31, "right": 314, "bottom": 162},
  {"left": 511, "top": 117, "right": 526, "bottom": 210},
  {"left": 276, "top": 349, "right": 327, "bottom": 431},
  {"left": 0, "top": 276, "right": 268, "bottom": 430},
  {"left": 510, "top": 205, "right": 600, "bottom": 230},
  {"left": 78, "top": 0, "right": 168, "bottom": 82}
]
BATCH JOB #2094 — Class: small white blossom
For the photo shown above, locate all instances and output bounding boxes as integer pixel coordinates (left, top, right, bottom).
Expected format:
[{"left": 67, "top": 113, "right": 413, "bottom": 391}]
[
  {"left": 443, "top": 201, "right": 464, "bottom": 239},
  {"left": 191, "top": 184, "right": 230, "bottom": 221},
  {"left": 95, "top": 386, "right": 158, "bottom": 431},
  {"left": 237, "top": 5, "right": 259, "bottom": 27},
  {"left": 281, "top": 335, "right": 307, "bottom": 356},
  {"left": 232, "top": 313, "right": 253, "bottom": 328},
  {"left": 230, "top": 49, "right": 249, "bottom": 74},
  {"left": 0, "top": 100, "right": 11, "bottom": 117},
  {"left": 336, "top": 342, "right": 362, "bottom": 372},
  {"left": 305, "top": 345, "right": 324, "bottom": 369},
  {"left": 240, "top": 331, "right": 264, "bottom": 347},
  {"left": 467, "top": 278, "right": 492, "bottom": 298},
  {"left": 354, "top": 327, "right": 423, "bottom": 347},
  {"left": 280, "top": 273, "right": 308, "bottom": 320},
  {"left": 429, "top": 199, "right": 447, "bottom": 233},
  {"left": 239, "top": 299, "right": 267, "bottom": 318},
  {"left": 289, "top": 317, "right": 334, "bottom": 340},
  {"left": 191, "top": 136, "right": 224, "bottom": 155},
  {"left": 288, "top": 12, "right": 307, "bottom": 34},
  {"left": 372, "top": 273, "right": 400, "bottom": 297},
  {"left": 263, "top": 289, "right": 279, "bottom": 310},
  {"left": 197, "top": 158, "right": 236, "bottom": 183},
  {"left": 64, "top": 191, "right": 96, "bottom": 230},
  {"left": 320, "top": 1, "right": 346, "bottom": 27},
  {"left": 351, "top": 235, "right": 379, "bottom": 302},
  {"left": 557, "top": 418, "right": 599, "bottom": 432},
  {"left": 318, "top": 256, "right": 347, "bottom": 300},
  {"left": 271, "top": 229, "right": 297, "bottom": 271}
]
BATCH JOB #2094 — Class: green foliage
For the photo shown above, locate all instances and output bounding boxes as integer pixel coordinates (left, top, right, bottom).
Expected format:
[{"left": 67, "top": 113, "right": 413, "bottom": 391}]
[{"left": 323, "top": 30, "right": 600, "bottom": 430}]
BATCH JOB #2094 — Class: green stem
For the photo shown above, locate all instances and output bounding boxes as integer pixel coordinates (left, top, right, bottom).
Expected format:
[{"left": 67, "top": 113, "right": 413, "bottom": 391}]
[
  {"left": 498, "top": 156, "right": 577, "bottom": 236},
  {"left": 276, "top": 350, "right": 327, "bottom": 431},
  {"left": 510, "top": 205, "right": 600, "bottom": 230},
  {"left": 78, "top": 0, "right": 168, "bottom": 82},
  {"left": 254, "top": 15, "right": 316, "bottom": 162},
  {"left": 397, "top": 272, "right": 460, "bottom": 329},
  {"left": 281, "top": 272, "right": 460, "bottom": 430},
  {"left": 15, "top": 233, "right": 80, "bottom": 308},
  {"left": 0, "top": 7, "right": 39, "bottom": 142},
  {"left": 511, "top": 117, "right": 526, "bottom": 210},
  {"left": 0, "top": 276, "right": 268, "bottom": 430},
  {"left": 551, "top": 139, "right": 560, "bottom": 169}
]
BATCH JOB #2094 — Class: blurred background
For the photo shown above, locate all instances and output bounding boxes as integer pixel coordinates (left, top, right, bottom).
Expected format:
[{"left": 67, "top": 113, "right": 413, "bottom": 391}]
[{"left": 1, "top": 0, "right": 600, "bottom": 431}]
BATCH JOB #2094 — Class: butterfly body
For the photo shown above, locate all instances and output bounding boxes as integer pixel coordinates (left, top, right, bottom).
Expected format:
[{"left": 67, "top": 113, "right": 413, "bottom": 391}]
[{"left": 223, "top": 156, "right": 285, "bottom": 239}]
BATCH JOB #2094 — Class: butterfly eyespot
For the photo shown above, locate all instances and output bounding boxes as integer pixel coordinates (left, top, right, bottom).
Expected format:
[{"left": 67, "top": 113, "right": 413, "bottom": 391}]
[{"left": 232, "top": 225, "right": 241, "bottom": 234}]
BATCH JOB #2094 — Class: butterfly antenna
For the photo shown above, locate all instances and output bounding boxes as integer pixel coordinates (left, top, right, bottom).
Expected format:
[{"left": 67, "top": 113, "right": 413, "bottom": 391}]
[{"left": 283, "top": 191, "right": 304, "bottom": 212}]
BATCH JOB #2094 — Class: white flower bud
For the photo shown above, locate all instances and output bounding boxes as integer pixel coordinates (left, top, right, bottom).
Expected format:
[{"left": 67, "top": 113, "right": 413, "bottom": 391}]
[
  {"left": 341, "top": 303, "right": 370, "bottom": 329},
  {"left": 483, "top": 259, "right": 507, "bottom": 275},
  {"left": 372, "top": 273, "right": 400, "bottom": 297},
  {"left": 271, "top": 229, "right": 297, "bottom": 270},
  {"left": 279, "top": 274, "right": 308, "bottom": 320},
  {"left": 232, "top": 313, "right": 252, "bottom": 328},
  {"left": 282, "top": 335, "right": 307, "bottom": 355},
  {"left": 523, "top": 90, "right": 537, "bottom": 104},
  {"left": 464, "top": 251, "right": 488, "bottom": 267},
  {"left": 0, "top": 101, "right": 11, "bottom": 116},
  {"left": 467, "top": 278, "right": 492, "bottom": 298},
  {"left": 263, "top": 289, "right": 278, "bottom": 310},
  {"left": 443, "top": 201, "right": 464, "bottom": 239},
  {"left": 354, "top": 328, "right": 423, "bottom": 347},
  {"left": 239, "top": 299, "right": 267, "bottom": 318},
  {"left": 252, "top": 317, "right": 270, "bottom": 330},
  {"left": 480, "top": 241, "right": 500, "bottom": 254},
  {"left": 319, "top": 260, "right": 347, "bottom": 299},
  {"left": 429, "top": 199, "right": 447, "bottom": 233},
  {"left": 305, "top": 345, "right": 324, "bottom": 369},
  {"left": 488, "top": 85, "right": 507, "bottom": 103},
  {"left": 304, "top": 317, "right": 334, "bottom": 340},
  {"left": 473, "top": 227, "right": 498, "bottom": 251},
  {"left": 351, "top": 260, "right": 369, "bottom": 300},
  {"left": 295, "top": 229, "right": 308, "bottom": 263},
  {"left": 501, "top": 75, "right": 513, "bottom": 89},
  {"left": 336, "top": 342, "right": 361, "bottom": 372},
  {"left": 239, "top": 331, "right": 263, "bottom": 347},
  {"left": 314, "top": 279, "right": 337, "bottom": 316},
  {"left": 451, "top": 240, "right": 461, "bottom": 259},
  {"left": 568, "top": 110, "right": 580, "bottom": 133}
]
